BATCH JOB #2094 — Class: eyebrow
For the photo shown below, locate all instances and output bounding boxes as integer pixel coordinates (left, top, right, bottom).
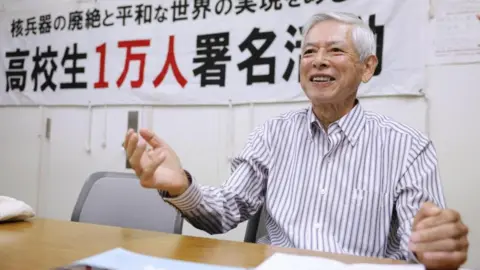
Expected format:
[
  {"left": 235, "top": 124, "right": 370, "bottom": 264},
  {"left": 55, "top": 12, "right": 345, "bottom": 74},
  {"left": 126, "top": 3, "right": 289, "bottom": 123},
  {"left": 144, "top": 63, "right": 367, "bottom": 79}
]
[{"left": 302, "top": 40, "right": 346, "bottom": 49}]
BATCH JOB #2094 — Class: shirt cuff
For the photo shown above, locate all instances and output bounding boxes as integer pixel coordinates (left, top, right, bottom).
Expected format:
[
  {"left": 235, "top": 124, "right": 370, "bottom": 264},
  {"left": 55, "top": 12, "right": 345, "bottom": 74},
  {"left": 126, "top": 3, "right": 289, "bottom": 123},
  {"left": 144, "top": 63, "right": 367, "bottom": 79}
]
[{"left": 158, "top": 173, "right": 203, "bottom": 212}]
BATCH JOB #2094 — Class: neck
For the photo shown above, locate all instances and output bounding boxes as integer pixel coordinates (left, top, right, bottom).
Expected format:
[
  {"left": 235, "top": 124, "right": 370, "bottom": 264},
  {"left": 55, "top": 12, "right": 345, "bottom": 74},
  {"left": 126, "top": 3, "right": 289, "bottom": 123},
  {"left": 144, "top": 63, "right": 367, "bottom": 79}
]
[{"left": 313, "top": 95, "right": 357, "bottom": 131}]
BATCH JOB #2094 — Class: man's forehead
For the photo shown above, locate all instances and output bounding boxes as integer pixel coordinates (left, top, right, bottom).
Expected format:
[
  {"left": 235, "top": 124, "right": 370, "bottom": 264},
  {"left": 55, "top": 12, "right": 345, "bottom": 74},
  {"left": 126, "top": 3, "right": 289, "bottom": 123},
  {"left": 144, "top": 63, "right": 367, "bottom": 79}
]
[{"left": 304, "top": 21, "right": 352, "bottom": 45}]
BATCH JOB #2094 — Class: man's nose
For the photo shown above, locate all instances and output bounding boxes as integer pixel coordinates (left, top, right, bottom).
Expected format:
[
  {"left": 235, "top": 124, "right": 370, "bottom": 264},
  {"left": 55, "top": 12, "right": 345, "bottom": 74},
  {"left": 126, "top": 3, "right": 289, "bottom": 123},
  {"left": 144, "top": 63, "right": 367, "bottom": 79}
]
[{"left": 312, "top": 51, "right": 329, "bottom": 69}]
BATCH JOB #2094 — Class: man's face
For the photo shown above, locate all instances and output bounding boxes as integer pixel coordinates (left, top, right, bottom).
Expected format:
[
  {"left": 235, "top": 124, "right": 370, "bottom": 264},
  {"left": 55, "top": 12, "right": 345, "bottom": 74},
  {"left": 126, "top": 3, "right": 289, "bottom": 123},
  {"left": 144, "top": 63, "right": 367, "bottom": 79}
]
[{"left": 299, "top": 20, "right": 377, "bottom": 105}]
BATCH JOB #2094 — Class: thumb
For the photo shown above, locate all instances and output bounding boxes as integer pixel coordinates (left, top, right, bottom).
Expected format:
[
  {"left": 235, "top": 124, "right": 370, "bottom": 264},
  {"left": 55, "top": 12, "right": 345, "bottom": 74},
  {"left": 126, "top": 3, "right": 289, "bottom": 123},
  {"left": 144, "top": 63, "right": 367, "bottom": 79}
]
[
  {"left": 139, "top": 129, "right": 167, "bottom": 149},
  {"left": 414, "top": 202, "right": 441, "bottom": 228},
  {"left": 477, "top": 13, "right": 480, "bottom": 20}
]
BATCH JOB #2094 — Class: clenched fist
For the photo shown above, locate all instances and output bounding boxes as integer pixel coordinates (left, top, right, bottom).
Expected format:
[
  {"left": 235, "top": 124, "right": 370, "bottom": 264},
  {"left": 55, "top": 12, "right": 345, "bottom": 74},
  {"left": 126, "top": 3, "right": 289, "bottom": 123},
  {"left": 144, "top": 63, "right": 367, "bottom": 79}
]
[
  {"left": 409, "top": 202, "right": 469, "bottom": 270},
  {"left": 123, "top": 128, "right": 189, "bottom": 196}
]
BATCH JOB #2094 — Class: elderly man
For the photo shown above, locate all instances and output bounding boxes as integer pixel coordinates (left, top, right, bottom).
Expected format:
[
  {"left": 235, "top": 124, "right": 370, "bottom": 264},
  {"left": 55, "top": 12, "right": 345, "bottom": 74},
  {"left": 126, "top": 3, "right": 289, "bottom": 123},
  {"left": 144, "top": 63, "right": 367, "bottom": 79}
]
[{"left": 124, "top": 12, "right": 469, "bottom": 270}]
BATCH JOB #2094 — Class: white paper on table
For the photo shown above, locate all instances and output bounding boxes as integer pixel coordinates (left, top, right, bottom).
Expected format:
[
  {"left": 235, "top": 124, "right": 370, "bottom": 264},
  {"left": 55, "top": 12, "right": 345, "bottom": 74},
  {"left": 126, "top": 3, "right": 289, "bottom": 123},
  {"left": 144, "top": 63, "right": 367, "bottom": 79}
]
[
  {"left": 428, "top": 0, "right": 480, "bottom": 65},
  {"left": 255, "top": 253, "right": 425, "bottom": 270},
  {"left": 72, "top": 248, "right": 246, "bottom": 270}
]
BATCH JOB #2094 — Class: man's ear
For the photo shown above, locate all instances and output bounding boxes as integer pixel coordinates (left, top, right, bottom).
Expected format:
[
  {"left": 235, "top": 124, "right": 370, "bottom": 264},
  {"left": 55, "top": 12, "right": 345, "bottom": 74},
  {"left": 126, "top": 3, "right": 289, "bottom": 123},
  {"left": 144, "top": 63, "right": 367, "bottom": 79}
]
[{"left": 361, "top": 55, "right": 378, "bottom": 83}]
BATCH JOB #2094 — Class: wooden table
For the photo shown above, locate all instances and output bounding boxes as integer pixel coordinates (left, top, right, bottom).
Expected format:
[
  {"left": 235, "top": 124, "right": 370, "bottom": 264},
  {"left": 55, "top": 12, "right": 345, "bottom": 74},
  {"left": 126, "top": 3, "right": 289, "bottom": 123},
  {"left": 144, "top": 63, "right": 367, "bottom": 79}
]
[{"left": 0, "top": 218, "right": 404, "bottom": 269}]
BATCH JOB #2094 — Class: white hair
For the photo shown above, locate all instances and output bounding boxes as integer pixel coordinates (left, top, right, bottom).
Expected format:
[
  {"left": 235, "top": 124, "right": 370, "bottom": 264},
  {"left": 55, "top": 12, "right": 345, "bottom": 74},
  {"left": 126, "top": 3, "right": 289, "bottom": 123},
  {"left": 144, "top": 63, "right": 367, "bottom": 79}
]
[{"left": 302, "top": 12, "right": 376, "bottom": 61}]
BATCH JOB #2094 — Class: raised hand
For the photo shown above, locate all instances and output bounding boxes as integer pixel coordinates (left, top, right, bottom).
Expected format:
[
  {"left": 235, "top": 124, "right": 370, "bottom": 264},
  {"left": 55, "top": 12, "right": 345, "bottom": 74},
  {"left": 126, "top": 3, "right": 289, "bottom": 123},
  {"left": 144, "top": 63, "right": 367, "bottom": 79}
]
[{"left": 123, "top": 128, "right": 189, "bottom": 196}]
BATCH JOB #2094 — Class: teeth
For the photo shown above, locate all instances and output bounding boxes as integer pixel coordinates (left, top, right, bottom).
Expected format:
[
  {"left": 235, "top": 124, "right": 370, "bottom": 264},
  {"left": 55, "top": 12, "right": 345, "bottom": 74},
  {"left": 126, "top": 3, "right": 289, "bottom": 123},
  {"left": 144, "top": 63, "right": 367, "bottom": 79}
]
[{"left": 312, "top": 76, "right": 333, "bottom": 82}]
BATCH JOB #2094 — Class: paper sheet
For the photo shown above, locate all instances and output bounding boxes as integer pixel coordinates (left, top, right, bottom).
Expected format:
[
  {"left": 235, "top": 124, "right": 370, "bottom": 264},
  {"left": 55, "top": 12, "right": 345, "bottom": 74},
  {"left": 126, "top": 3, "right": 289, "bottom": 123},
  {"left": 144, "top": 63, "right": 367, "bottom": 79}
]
[
  {"left": 255, "top": 253, "right": 424, "bottom": 270},
  {"left": 70, "top": 248, "right": 245, "bottom": 270},
  {"left": 428, "top": 0, "right": 480, "bottom": 65},
  {"left": 255, "top": 253, "right": 345, "bottom": 270},
  {"left": 61, "top": 248, "right": 473, "bottom": 270}
]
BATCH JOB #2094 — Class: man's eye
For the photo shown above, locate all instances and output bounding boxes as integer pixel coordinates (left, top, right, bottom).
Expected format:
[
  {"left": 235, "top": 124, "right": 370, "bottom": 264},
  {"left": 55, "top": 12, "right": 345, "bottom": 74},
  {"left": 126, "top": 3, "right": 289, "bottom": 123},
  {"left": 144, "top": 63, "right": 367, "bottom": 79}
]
[{"left": 303, "top": 49, "right": 314, "bottom": 55}]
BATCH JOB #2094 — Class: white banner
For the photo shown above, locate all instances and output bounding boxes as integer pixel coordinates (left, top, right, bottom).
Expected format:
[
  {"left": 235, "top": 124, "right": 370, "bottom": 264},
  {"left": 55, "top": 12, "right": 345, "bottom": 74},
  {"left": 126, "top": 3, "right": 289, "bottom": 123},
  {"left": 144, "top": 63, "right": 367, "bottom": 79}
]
[{"left": 0, "top": 0, "right": 428, "bottom": 106}]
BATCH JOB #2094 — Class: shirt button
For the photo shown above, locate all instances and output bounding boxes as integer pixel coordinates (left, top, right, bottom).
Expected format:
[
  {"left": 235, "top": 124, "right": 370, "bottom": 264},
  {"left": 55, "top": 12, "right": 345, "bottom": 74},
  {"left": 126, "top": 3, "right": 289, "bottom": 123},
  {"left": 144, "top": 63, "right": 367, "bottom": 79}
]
[{"left": 320, "top": 189, "right": 326, "bottom": 195}]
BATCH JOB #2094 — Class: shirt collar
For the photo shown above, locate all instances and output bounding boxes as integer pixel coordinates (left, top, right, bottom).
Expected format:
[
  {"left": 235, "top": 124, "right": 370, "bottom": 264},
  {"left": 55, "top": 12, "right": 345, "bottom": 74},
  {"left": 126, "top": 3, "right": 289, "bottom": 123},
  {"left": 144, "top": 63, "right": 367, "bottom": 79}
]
[{"left": 307, "top": 100, "right": 366, "bottom": 146}]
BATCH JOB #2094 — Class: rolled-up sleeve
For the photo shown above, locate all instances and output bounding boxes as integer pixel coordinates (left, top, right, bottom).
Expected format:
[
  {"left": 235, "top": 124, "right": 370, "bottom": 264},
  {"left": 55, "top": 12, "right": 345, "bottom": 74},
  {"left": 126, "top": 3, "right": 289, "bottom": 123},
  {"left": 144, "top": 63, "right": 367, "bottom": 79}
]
[
  {"left": 160, "top": 124, "right": 271, "bottom": 234},
  {"left": 386, "top": 139, "right": 447, "bottom": 261}
]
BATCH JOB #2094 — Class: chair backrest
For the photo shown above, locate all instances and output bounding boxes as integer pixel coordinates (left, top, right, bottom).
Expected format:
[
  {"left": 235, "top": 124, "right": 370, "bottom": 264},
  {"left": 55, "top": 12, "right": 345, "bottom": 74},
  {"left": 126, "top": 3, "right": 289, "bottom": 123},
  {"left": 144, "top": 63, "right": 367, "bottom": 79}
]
[
  {"left": 71, "top": 171, "right": 182, "bottom": 234},
  {"left": 244, "top": 206, "right": 267, "bottom": 243}
]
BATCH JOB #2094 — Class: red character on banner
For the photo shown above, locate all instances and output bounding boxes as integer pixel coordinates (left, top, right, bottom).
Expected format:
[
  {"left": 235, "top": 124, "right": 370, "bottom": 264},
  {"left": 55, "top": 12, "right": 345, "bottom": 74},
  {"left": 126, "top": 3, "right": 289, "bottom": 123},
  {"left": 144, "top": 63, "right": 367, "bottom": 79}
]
[
  {"left": 153, "top": 35, "right": 187, "bottom": 88},
  {"left": 94, "top": 36, "right": 187, "bottom": 89},
  {"left": 94, "top": 40, "right": 151, "bottom": 89},
  {"left": 94, "top": 43, "right": 109, "bottom": 88},
  {"left": 117, "top": 39, "right": 151, "bottom": 88}
]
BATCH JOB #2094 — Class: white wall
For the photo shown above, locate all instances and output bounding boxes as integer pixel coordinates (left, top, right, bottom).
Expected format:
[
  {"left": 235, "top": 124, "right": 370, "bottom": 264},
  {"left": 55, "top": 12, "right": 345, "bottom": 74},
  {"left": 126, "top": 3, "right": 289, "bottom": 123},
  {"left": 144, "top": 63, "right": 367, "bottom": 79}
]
[{"left": 0, "top": 0, "right": 479, "bottom": 269}]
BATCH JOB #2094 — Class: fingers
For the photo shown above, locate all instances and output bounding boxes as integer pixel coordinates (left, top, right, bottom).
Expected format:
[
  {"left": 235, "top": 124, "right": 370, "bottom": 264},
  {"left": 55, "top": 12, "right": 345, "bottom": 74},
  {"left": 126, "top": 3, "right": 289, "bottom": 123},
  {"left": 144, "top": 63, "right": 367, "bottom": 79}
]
[
  {"left": 123, "top": 129, "right": 167, "bottom": 190},
  {"left": 125, "top": 132, "right": 139, "bottom": 158},
  {"left": 410, "top": 236, "right": 469, "bottom": 252},
  {"left": 414, "top": 202, "right": 442, "bottom": 228},
  {"left": 416, "top": 209, "right": 460, "bottom": 230},
  {"left": 129, "top": 141, "right": 147, "bottom": 175},
  {"left": 123, "top": 128, "right": 134, "bottom": 150},
  {"left": 139, "top": 128, "right": 166, "bottom": 148},
  {"left": 417, "top": 202, "right": 442, "bottom": 220},
  {"left": 124, "top": 129, "right": 148, "bottom": 175},
  {"left": 421, "top": 251, "right": 468, "bottom": 270},
  {"left": 412, "top": 205, "right": 470, "bottom": 269},
  {"left": 411, "top": 222, "right": 468, "bottom": 243},
  {"left": 125, "top": 128, "right": 167, "bottom": 150}
]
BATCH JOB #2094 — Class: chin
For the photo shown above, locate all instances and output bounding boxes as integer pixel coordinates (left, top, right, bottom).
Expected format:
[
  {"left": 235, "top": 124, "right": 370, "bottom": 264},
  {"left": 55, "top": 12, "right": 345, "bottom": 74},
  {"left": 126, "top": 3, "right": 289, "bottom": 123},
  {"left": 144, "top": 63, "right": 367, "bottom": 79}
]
[{"left": 305, "top": 89, "right": 339, "bottom": 105}]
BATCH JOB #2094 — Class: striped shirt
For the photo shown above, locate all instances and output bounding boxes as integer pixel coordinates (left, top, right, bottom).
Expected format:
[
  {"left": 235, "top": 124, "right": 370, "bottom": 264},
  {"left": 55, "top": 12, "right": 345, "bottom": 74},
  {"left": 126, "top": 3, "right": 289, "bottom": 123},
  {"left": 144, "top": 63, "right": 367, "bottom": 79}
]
[{"left": 162, "top": 101, "right": 446, "bottom": 261}]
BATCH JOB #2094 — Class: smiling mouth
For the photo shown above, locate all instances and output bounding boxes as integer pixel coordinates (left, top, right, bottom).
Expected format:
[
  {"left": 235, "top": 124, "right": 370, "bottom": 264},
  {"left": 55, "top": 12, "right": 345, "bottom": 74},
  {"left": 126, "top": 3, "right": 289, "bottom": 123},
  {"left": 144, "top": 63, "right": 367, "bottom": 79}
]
[{"left": 310, "top": 75, "right": 336, "bottom": 83}]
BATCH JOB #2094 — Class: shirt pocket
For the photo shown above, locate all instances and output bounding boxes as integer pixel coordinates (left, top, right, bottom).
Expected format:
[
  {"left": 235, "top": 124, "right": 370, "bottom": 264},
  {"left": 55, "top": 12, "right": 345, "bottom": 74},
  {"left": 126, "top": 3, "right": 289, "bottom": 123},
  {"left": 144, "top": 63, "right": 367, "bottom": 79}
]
[{"left": 334, "top": 188, "right": 392, "bottom": 256}]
